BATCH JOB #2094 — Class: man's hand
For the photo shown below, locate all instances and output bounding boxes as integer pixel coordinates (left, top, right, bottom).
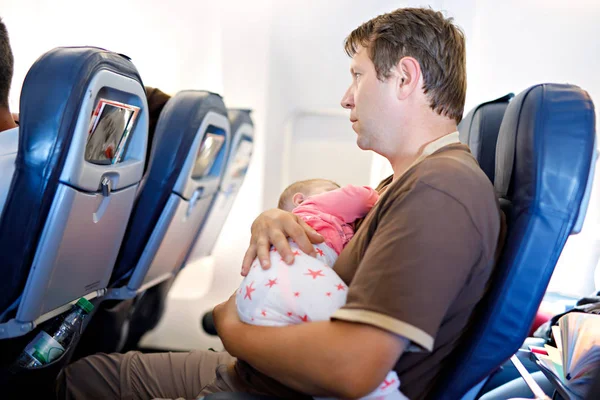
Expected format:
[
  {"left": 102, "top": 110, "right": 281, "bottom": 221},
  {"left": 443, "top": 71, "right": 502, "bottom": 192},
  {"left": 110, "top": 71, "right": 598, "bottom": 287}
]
[{"left": 241, "top": 208, "right": 324, "bottom": 276}]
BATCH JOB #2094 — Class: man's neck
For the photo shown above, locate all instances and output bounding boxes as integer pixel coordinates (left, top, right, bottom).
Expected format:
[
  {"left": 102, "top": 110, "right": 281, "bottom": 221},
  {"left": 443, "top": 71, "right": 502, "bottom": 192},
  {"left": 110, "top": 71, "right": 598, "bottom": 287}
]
[
  {"left": 0, "top": 108, "right": 17, "bottom": 133},
  {"left": 389, "top": 116, "right": 457, "bottom": 181}
]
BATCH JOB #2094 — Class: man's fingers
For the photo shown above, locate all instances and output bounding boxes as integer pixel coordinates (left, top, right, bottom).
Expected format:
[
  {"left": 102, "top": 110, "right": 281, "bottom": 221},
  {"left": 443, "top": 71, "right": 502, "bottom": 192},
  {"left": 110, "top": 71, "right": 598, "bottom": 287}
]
[
  {"left": 256, "top": 238, "right": 272, "bottom": 269},
  {"left": 299, "top": 218, "right": 325, "bottom": 244},
  {"left": 241, "top": 243, "right": 257, "bottom": 276},
  {"left": 270, "top": 230, "right": 294, "bottom": 264},
  {"left": 286, "top": 218, "right": 316, "bottom": 257}
]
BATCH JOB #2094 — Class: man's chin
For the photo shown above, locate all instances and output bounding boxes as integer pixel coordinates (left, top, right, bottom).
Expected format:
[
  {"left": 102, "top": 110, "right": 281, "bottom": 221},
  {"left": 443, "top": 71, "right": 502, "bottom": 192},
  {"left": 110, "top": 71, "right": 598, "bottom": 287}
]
[{"left": 356, "top": 137, "right": 370, "bottom": 151}]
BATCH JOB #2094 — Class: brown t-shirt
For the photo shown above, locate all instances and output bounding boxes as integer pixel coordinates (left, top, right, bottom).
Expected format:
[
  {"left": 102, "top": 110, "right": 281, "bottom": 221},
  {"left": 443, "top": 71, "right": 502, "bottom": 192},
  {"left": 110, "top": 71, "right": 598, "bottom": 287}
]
[
  {"left": 331, "top": 143, "right": 502, "bottom": 399},
  {"left": 234, "top": 137, "right": 502, "bottom": 400}
]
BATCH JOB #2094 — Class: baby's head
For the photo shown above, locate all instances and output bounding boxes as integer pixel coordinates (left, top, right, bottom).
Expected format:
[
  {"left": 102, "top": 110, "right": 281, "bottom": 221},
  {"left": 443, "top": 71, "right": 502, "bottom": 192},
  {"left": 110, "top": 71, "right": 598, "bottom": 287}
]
[{"left": 278, "top": 179, "right": 340, "bottom": 212}]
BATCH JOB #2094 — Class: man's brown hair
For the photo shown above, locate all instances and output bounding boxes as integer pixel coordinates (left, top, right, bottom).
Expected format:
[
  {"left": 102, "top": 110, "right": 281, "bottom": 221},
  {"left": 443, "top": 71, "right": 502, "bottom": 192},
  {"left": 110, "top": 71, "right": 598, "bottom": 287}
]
[{"left": 344, "top": 8, "right": 466, "bottom": 123}]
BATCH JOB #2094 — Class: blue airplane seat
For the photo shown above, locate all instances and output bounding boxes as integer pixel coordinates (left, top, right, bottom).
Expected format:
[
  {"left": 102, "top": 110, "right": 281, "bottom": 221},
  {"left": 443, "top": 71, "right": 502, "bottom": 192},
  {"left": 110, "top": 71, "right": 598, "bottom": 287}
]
[
  {"left": 70, "top": 91, "right": 231, "bottom": 357},
  {"left": 186, "top": 108, "right": 254, "bottom": 262},
  {"left": 0, "top": 46, "right": 148, "bottom": 339},
  {"left": 458, "top": 93, "right": 514, "bottom": 183},
  {"left": 108, "top": 90, "right": 230, "bottom": 296},
  {"left": 431, "top": 83, "right": 597, "bottom": 399},
  {"left": 0, "top": 47, "right": 148, "bottom": 396}
]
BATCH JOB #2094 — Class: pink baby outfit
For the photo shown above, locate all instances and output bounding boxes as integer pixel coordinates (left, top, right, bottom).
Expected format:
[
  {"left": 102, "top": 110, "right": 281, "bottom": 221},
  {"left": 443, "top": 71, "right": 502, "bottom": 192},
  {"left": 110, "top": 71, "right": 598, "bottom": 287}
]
[{"left": 293, "top": 184, "right": 379, "bottom": 255}]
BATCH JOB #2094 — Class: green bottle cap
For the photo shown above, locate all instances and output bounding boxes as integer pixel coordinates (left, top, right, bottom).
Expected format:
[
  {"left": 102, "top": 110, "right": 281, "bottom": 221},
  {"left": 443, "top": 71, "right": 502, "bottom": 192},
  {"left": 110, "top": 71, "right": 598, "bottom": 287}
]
[{"left": 75, "top": 297, "right": 94, "bottom": 314}]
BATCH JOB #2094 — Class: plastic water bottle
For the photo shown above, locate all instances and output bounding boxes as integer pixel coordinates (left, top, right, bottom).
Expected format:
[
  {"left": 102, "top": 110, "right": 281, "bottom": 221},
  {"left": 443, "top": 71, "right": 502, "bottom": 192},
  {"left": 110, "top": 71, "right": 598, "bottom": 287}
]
[{"left": 14, "top": 297, "right": 94, "bottom": 369}]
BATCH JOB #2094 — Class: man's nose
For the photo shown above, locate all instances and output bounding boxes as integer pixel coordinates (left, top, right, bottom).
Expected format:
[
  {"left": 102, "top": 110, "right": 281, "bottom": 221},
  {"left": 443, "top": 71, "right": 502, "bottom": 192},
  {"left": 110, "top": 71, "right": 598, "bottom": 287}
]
[{"left": 341, "top": 87, "right": 354, "bottom": 109}]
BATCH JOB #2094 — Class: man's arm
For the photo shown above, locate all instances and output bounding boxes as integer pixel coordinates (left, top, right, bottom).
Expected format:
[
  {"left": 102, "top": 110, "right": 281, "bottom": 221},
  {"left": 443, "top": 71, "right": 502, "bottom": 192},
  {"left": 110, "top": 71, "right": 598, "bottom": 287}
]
[{"left": 214, "top": 296, "right": 407, "bottom": 399}]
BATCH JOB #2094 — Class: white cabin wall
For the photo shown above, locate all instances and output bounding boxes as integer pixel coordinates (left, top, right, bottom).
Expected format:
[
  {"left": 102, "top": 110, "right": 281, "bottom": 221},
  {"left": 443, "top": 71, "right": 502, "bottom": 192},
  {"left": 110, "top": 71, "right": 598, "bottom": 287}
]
[{"left": 4, "top": 0, "right": 224, "bottom": 107}]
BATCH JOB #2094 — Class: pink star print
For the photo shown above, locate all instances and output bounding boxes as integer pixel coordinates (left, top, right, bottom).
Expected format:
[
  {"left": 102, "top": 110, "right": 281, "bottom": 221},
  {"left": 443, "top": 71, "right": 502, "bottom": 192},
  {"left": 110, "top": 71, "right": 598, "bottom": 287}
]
[
  {"left": 265, "top": 278, "right": 278, "bottom": 288},
  {"left": 244, "top": 281, "right": 256, "bottom": 300},
  {"left": 305, "top": 269, "right": 325, "bottom": 279},
  {"left": 380, "top": 378, "right": 396, "bottom": 390}
]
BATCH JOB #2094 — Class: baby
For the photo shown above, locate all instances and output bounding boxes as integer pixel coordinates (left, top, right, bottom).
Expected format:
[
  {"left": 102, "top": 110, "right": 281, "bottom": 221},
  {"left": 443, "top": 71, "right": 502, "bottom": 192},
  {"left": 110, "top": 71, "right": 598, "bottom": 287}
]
[{"left": 236, "top": 178, "right": 407, "bottom": 400}]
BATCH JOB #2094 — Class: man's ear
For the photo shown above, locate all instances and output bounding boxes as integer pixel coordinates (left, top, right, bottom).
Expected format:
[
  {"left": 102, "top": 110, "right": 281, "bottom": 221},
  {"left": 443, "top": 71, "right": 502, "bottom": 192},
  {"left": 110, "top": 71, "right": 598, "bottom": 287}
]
[
  {"left": 292, "top": 192, "right": 306, "bottom": 207},
  {"left": 395, "top": 56, "right": 422, "bottom": 100}
]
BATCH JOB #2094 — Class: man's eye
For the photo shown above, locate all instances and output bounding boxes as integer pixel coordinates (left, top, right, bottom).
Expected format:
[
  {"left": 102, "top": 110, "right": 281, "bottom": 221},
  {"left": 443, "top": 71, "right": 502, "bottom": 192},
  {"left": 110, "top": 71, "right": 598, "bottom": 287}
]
[{"left": 354, "top": 73, "right": 361, "bottom": 79}]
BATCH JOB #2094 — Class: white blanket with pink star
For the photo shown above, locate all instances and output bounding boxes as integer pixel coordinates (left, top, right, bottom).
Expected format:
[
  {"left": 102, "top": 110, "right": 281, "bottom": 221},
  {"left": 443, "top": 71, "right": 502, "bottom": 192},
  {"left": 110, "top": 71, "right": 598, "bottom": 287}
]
[{"left": 236, "top": 241, "right": 408, "bottom": 400}]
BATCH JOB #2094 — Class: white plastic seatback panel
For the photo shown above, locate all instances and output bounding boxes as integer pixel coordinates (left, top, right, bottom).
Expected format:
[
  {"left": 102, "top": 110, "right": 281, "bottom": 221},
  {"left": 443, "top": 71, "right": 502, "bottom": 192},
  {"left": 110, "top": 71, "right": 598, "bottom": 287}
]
[{"left": 17, "top": 183, "right": 138, "bottom": 322}]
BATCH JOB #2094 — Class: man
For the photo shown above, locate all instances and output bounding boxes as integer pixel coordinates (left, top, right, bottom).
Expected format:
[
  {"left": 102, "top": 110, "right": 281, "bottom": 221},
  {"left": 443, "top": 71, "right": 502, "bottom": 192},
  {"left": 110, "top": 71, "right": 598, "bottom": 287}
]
[
  {"left": 58, "top": 8, "right": 502, "bottom": 400},
  {"left": 0, "top": 17, "right": 19, "bottom": 213}
]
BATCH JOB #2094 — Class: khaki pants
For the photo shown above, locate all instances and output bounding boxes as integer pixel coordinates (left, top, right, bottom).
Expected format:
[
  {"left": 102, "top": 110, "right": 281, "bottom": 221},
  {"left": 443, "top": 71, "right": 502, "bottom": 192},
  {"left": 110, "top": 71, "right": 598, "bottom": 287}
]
[{"left": 55, "top": 350, "right": 244, "bottom": 400}]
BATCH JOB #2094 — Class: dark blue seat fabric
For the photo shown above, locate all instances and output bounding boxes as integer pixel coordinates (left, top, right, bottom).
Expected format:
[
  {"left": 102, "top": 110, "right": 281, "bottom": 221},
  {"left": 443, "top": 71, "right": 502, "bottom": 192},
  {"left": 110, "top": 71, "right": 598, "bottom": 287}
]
[
  {"left": 458, "top": 93, "right": 514, "bottom": 183},
  {"left": 431, "top": 83, "right": 596, "bottom": 399},
  {"left": 110, "top": 91, "right": 227, "bottom": 285},
  {"left": 228, "top": 109, "right": 253, "bottom": 140},
  {"left": 0, "top": 47, "right": 144, "bottom": 317}
]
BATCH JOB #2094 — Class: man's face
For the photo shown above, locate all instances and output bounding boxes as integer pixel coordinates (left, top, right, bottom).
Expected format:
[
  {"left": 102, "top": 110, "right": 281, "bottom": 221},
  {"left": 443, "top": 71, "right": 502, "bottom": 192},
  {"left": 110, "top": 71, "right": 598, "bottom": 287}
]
[{"left": 340, "top": 46, "right": 400, "bottom": 156}]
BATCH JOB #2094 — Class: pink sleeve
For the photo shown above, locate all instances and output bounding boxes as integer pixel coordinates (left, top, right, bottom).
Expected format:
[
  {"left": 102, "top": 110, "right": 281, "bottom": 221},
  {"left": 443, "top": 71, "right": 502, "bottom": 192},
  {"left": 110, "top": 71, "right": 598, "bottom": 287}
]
[{"left": 300, "top": 185, "right": 379, "bottom": 223}]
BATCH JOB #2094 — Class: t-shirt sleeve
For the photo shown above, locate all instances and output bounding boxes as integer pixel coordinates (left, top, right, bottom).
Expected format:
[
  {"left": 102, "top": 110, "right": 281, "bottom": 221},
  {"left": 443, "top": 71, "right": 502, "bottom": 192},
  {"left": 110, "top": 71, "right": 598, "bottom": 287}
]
[
  {"left": 301, "top": 185, "right": 379, "bottom": 224},
  {"left": 331, "top": 181, "right": 483, "bottom": 351}
]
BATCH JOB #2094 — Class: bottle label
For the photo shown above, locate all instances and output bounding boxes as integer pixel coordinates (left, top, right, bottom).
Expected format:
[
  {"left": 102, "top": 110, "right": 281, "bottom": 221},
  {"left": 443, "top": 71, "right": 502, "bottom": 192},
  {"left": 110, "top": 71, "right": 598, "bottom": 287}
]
[{"left": 25, "top": 331, "right": 65, "bottom": 364}]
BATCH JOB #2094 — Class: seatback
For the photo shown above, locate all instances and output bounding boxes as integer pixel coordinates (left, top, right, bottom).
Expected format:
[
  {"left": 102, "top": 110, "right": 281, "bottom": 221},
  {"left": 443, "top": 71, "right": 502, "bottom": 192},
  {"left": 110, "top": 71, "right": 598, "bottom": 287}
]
[
  {"left": 108, "top": 91, "right": 230, "bottom": 299},
  {"left": 458, "top": 93, "right": 514, "bottom": 183},
  {"left": 431, "top": 83, "right": 597, "bottom": 399},
  {"left": 186, "top": 108, "right": 254, "bottom": 261},
  {"left": 0, "top": 47, "right": 148, "bottom": 339}
]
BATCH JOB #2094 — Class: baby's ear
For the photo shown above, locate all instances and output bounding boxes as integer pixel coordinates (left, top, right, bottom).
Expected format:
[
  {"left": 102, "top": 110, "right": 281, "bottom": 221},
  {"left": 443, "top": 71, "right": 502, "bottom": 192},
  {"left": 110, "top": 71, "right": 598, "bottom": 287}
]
[{"left": 292, "top": 192, "right": 306, "bottom": 207}]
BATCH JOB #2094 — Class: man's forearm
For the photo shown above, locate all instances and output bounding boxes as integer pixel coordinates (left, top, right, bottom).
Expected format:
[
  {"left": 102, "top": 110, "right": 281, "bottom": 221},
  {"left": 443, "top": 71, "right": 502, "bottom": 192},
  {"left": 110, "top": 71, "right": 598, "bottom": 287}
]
[
  {"left": 223, "top": 321, "right": 344, "bottom": 396},
  {"left": 220, "top": 319, "right": 404, "bottom": 398}
]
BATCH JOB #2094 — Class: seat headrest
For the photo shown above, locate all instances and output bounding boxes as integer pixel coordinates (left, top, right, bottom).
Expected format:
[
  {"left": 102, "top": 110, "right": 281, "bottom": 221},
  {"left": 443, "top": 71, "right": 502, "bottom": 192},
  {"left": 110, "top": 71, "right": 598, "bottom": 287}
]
[
  {"left": 458, "top": 93, "right": 514, "bottom": 182},
  {"left": 0, "top": 47, "right": 144, "bottom": 317},
  {"left": 495, "top": 84, "right": 596, "bottom": 207},
  {"left": 227, "top": 109, "right": 254, "bottom": 133}
]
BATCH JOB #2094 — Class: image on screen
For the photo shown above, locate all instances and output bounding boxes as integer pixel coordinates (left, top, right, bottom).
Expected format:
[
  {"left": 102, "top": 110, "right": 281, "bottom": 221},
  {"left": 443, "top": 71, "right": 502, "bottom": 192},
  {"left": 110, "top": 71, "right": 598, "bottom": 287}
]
[
  {"left": 85, "top": 100, "right": 139, "bottom": 165},
  {"left": 191, "top": 133, "right": 226, "bottom": 179},
  {"left": 229, "top": 139, "right": 253, "bottom": 178}
]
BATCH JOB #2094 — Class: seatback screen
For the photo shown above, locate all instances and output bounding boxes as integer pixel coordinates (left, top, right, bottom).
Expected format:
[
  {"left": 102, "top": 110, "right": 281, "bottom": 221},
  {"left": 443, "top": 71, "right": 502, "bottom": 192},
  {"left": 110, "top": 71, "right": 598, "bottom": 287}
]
[
  {"left": 191, "top": 133, "right": 225, "bottom": 179},
  {"left": 85, "top": 99, "right": 140, "bottom": 165},
  {"left": 229, "top": 139, "right": 253, "bottom": 179}
]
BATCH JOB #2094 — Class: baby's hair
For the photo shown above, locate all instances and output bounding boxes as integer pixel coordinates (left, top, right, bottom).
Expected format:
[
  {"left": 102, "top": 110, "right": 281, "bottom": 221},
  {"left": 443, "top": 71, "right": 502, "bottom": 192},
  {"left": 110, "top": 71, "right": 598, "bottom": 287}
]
[{"left": 278, "top": 179, "right": 340, "bottom": 210}]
